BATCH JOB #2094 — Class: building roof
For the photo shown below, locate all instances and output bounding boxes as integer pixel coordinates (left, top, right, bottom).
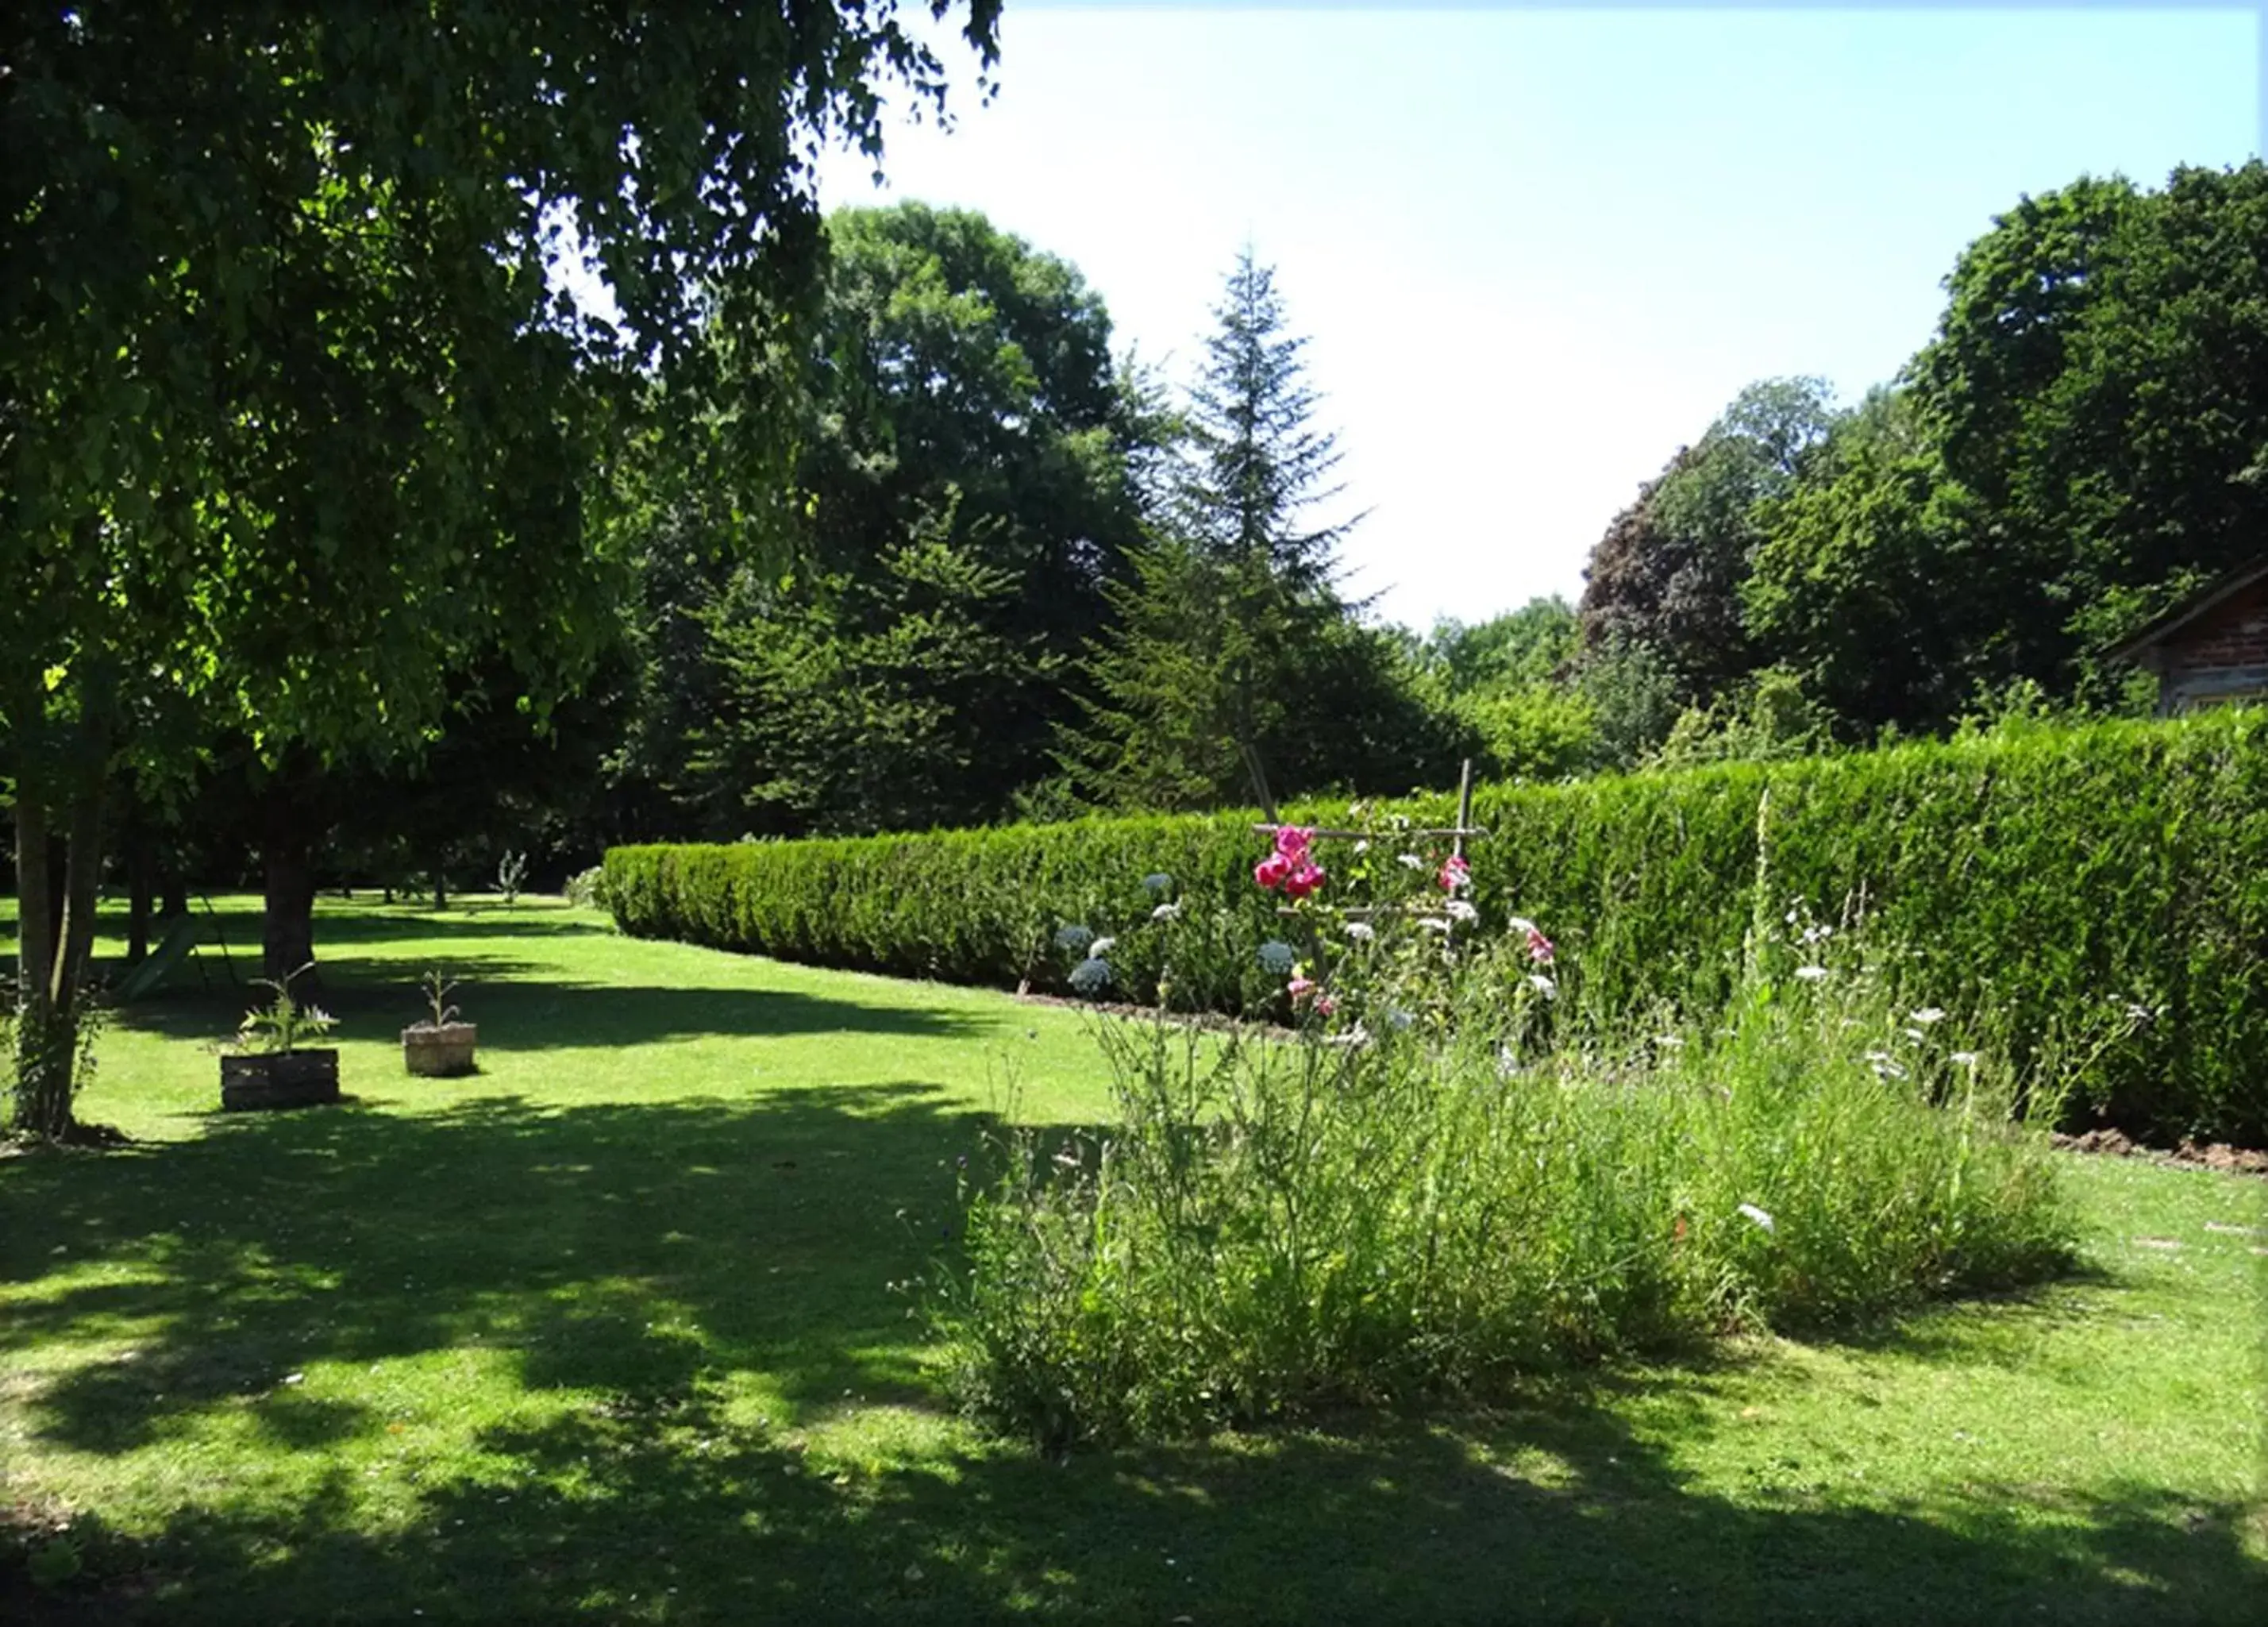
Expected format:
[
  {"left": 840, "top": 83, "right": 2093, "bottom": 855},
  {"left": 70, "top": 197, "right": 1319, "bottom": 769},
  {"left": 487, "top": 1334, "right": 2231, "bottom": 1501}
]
[{"left": 2106, "top": 556, "right": 2268, "bottom": 663}]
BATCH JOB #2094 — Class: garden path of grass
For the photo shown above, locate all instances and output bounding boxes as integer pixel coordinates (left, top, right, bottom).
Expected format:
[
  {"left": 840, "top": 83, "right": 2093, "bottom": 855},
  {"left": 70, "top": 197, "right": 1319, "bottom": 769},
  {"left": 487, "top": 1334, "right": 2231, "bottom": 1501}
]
[{"left": 2, "top": 896, "right": 2264, "bottom": 1622}]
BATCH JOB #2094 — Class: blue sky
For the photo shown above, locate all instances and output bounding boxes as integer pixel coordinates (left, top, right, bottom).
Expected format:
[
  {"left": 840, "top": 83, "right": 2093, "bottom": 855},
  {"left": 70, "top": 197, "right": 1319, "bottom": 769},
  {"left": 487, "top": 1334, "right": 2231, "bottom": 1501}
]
[{"left": 815, "top": 5, "right": 2260, "bottom": 630}]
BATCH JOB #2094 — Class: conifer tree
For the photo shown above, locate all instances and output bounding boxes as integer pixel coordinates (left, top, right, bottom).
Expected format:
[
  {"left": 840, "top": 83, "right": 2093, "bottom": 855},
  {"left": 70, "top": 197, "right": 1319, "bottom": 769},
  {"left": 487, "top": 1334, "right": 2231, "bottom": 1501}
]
[{"left": 1067, "top": 249, "right": 1358, "bottom": 812}]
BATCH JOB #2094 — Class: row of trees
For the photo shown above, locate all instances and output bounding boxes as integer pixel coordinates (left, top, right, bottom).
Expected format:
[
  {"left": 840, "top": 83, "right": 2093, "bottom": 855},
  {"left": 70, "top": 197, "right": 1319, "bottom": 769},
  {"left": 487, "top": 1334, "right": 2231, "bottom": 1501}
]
[
  {"left": 3, "top": 2, "right": 1009, "bottom": 1135},
  {"left": 1575, "top": 162, "right": 2268, "bottom": 751},
  {"left": 10, "top": 10, "right": 2262, "bottom": 1144}
]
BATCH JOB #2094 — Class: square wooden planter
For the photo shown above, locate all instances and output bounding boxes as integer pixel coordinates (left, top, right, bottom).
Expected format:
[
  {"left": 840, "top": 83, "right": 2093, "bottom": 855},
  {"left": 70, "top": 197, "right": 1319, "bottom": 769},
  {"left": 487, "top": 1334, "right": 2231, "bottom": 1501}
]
[
  {"left": 402, "top": 1023, "right": 479, "bottom": 1077},
  {"left": 220, "top": 1048, "right": 341, "bottom": 1112}
]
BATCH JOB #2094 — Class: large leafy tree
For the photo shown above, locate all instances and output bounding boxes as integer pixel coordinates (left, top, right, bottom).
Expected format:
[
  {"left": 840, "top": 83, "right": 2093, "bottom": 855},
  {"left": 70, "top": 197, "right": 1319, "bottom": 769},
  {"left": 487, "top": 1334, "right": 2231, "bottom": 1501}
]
[
  {"left": 0, "top": 2, "right": 999, "bottom": 1135},
  {"left": 1577, "top": 377, "right": 1836, "bottom": 704},
  {"left": 689, "top": 499, "right": 1045, "bottom": 835},
  {"left": 1741, "top": 163, "right": 2268, "bottom": 730},
  {"left": 639, "top": 203, "right": 1157, "bottom": 832},
  {"left": 1916, "top": 163, "right": 2268, "bottom": 677}
]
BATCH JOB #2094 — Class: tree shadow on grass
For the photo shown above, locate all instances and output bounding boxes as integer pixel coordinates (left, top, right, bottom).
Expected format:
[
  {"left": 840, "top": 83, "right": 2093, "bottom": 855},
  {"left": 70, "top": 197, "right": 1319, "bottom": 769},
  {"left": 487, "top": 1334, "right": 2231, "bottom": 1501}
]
[
  {"left": 3, "top": 1090, "right": 2262, "bottom": 1624},
  {"left": 110, "top": 970, "right": 992, "bottom": 1052}
]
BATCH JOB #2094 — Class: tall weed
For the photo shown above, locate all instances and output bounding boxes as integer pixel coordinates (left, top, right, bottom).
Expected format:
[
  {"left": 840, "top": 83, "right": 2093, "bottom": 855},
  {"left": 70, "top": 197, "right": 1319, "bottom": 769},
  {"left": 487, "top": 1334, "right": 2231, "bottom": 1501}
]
[{"left": 936, "top": 949, "right": 2076, "bottom": 1448}]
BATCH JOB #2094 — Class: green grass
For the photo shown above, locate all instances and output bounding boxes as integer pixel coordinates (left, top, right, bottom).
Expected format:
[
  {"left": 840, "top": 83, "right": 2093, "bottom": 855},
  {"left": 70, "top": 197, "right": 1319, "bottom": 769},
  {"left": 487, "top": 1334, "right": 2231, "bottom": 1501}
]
[{"left": 2, "top": 896, "right": 2264, "bottom": 1622}]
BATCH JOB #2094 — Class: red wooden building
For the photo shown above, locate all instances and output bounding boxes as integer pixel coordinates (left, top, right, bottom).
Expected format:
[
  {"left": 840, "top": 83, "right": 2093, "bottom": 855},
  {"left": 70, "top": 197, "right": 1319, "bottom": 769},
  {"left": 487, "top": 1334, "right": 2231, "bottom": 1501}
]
[{"left": 2108, "top": 559, "right": 2268, "bottom": 715}]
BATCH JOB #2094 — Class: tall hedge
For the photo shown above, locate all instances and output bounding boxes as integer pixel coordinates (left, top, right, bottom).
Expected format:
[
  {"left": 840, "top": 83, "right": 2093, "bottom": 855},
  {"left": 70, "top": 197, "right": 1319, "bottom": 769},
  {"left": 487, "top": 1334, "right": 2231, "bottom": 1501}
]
[{"left": 607, "top": 711, "right": 2268, "bottom": 1143}]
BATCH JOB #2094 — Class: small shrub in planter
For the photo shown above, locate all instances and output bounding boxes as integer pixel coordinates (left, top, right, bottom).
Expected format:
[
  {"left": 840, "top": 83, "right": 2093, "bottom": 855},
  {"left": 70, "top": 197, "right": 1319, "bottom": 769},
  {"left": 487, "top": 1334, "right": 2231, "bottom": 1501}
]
[
  {"left": 221, "top": 965, "right": 340, "bottom": 1111},
  {"left": 402, "top": 969, "right": 478, "bottom": 1077}
]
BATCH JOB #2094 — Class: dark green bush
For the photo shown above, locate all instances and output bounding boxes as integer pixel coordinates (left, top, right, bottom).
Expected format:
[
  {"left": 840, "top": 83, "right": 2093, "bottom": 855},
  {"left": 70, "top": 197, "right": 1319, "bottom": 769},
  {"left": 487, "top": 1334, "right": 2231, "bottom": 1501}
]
[{"left": 607, "top": 710, "right": 2268, "bottom": 1143}]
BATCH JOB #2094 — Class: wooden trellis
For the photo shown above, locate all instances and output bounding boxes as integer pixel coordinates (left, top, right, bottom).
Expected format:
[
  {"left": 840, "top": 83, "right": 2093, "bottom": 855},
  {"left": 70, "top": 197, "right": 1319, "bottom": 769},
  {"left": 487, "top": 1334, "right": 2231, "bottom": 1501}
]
[{"left": 1256, "top": 759, "right": 1485, "bottom": 941}]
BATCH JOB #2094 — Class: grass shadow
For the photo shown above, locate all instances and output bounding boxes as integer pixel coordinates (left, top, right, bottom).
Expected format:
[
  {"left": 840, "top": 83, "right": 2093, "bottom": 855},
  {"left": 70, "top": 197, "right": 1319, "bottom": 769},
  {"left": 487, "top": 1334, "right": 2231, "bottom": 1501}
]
[
  {"left": 4, "top": 1089, "right": 2262, "bottom": 1622},
  {"left": 110, "top": 968, "right": 993, "bottom": 1051}
]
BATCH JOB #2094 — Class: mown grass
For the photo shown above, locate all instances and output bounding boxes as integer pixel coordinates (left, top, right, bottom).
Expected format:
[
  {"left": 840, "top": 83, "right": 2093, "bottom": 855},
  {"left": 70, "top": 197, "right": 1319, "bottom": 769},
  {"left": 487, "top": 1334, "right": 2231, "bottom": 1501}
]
[{"left": 2, "top": 896, "right": 2263, "bottom": 1623}]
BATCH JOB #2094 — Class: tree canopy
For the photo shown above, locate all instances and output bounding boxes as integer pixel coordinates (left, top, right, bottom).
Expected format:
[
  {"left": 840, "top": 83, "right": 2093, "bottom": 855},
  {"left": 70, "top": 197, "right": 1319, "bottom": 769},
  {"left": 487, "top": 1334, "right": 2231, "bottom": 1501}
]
[{"left": 1, "top": 2, "right": 1002, "bottom": 1134}]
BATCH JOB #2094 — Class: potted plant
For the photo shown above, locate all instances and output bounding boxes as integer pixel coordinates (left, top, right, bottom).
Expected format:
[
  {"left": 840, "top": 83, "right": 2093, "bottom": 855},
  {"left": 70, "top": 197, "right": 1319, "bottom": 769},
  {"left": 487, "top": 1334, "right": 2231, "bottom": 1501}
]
[
  {"left": 220, "top": 964, "right": 341, "bottom": 1111},
  {"left": 401, "top": 970, "right": 478, "bottom": 1077}
]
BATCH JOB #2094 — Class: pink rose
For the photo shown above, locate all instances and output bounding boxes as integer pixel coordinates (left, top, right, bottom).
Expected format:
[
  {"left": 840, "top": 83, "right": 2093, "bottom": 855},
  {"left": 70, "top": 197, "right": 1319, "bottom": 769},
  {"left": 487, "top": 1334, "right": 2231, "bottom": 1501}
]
[
  {"left": 1274, "top": 825, "right": 1315, "bottom": 860},
  {"left": 1315, "top": 993, "right": 1337, "bottom": 1016},
  {"left": 1254, "top": 852, "right": 1292, "bottom": 891},
  {"left": 1283, "top": 861, "right": 1326, "bottom": 900},
  {"left": 1288, "top": 975, "right": 1315, "bottom": 1001},
  {"left": 1438, "top": 854, "right": 1471, "bottom": 893},
  {"left": 1526, "top": 926, "right": 1555, "bottom": 965}
]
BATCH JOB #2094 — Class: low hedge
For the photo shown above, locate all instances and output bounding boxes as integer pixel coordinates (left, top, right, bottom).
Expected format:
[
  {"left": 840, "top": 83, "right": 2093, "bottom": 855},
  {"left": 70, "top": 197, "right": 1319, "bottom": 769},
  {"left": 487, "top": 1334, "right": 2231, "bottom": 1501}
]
[{"left": 607, "top": 710, "right": 2268, "bottom": 1144}]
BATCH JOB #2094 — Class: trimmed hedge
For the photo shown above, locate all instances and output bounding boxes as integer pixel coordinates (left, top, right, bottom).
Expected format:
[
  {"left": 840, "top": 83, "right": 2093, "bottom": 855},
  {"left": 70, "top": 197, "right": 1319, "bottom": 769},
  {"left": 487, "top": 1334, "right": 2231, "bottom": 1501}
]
[{"left": 608, "top": 711, "right": 2268, "bottom": 1143}]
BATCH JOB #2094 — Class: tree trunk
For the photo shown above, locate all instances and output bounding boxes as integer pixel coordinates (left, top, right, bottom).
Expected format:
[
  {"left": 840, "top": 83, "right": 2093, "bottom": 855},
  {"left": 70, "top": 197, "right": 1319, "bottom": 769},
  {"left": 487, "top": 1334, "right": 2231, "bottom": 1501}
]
[
  {"left": 125, "top": 812, "right": 154, "bottom": 966},
  {"left": 9, "top": 719, "right": 107, "bottom": 1139},
  {"left": 52, "top": 756, "right": 106, "bottom": 1011},
  {"left": 16, "top": 795, "right": 56, "bottom": 1014},
  {"left": 160, "top": 869, "right": 188, "bottom": 920},
  {"left": 262, "top": 835, "right": 318, "bottom": 986},
  {"left": 433, "top": 872, "right": 447, "bottom": 912}
]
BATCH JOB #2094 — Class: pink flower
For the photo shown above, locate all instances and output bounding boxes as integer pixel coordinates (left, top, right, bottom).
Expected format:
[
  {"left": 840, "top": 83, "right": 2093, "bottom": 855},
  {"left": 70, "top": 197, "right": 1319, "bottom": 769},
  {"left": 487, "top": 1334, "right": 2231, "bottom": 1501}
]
[
  {"left": 1282, "top": 861, "right": 1327, "bottom": 900},
  {"left": 1438, "top": 854, "right": 1470, "bottom": 893},
  {"left": 1254, "top": 852, "right": 1292, "bottom": 891},
  {"left": 1274, "top": 825, "right": 1315, "bottom": 860},
  {"left": 1508, "top": 916, "right": 1554, "bottom": 964},
  {"left": 1288, "top": 975, "right": 1316, "bottom": 1001},
  {"left": 1315, "top": 994, "right": 1337, "bottom": 1016}
]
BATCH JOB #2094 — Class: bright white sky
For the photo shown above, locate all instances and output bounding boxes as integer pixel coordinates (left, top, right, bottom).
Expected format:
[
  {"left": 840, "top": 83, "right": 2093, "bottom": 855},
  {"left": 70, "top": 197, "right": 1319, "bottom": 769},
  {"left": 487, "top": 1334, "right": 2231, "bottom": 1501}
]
[{"left": 813, "top": 2, "right": 2260, "bottom": 631}]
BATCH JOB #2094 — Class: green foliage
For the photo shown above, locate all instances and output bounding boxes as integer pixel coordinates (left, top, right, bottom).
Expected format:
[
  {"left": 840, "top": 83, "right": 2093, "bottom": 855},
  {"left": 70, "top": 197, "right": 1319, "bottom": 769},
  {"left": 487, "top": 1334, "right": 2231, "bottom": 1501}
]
[
  {"left": 563, "top": 866, "right": 610, "bottom": 910},
  {"left": 688, "top": 499, "right": 1049, "bottom": 835},
  {"left": 1573, "top": 634, "right": 1684, "bottom": 769},
  {"left": 1423, "top": 598, "right": 1581, "bottom": 695},
  {"left": 1652, "top": 666, "right": 1839, "bottom": 770},
  {"left": 417, "top": 970, "right": 464, "bottom": 1031},
  {"left": 233, "top": 965, "right": 336, "bottom": 1056},
  {"left": 495, "top": 851, "right": 529, "bottom": 908},
  {"left": 1065, "top": 249, "right": 1382, "bottom": 812},
  {"left": 1746, "top": 163, "right": 2268, "bottom": 727},
  {"left": 610, "top": 709, "right": 2268, "bottom": 1143},
  {"left": 2, "top": 3, "right": 1003, "bottom": 1125},
  {"left": 605, "top": 202, "right": 1157, "bottom": 837},
  {"left": 1579, "top": 378, "right": 1837, "bottom": 700},
  {"left": 937, "top": 950, "right": 2073, "bottom": 1448}
]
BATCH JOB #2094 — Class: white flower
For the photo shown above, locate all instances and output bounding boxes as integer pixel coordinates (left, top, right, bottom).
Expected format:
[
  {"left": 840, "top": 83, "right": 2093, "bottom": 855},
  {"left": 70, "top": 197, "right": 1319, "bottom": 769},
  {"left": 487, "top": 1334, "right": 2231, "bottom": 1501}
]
[
  {"left": 1865, "top": 1050, "right": 1908, "bottom": 1081},
  {"left": 1508, "top": 915, "right": 1538, "bottom": 935},
  {"left": 1322, "top": 1024, "right": 1373, "bottom": 1049},
  {"left": 1527, "top": 974, "right": 1557, "bottom": 1000},
  {"left": 1902, "top": 1027, "right": 1926, "bottom": 1041},
  {"left": 1151, "top": 903, "right": 1182, "bottom": 922},
  {"left": 1654, "top": 1034, "right": 1685, "bottom": 1050},
  {"left": 1257, "top": 940, "right": 1296, "bottom": 974},
  {"left": 1142, "top": 872, "right": 1174, "bottom": 893},
  {"left": 1950, "top": 1051, "right": 1980, "bottom": 1069},
  {"left": 1793, "top": 964, "right": 1829, "bottom": 982},
  {"left": 1416, "top": 916, "right": 1452, "bottom": 934},
  {"left": 1068, "top": 958, "right": 1112, "bottom": 996},
  {"left": 1353, "top": 839, "right": 1370, "bottom": 854},
  {"left": 1495, "top": 1044, "right": 1520, "bottom": 1079},
  {"left": 1738, "top": 1202, "right": 1777, "bottom": 1234},
  {"left": 1089, "top": 936, "right": 1117, "bottom": 957},
  {"left": 1054, "top": 924, "right": 1095, "bottom": 954},
  {"left": 1343, "top": 920, "right": 1376, "bottom": 942},
  {"left": 1909, "top": 1007, "right": 1946, "bottom": 1025},
  {"left": 1801, "top": 923, "right": 1832, "bottom": 945},
  {"left": 1397, "top": 853, "right": 1427, "bottom": 871},
  {"left": 1445, "top": 899, "right": 1479, "bottom": 923}
]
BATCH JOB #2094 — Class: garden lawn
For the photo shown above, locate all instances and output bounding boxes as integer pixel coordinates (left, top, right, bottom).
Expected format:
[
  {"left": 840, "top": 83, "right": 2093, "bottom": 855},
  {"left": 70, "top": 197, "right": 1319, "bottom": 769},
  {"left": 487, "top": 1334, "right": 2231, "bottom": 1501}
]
[{"left": 2, "top": 896, "right": 2263, "bottom": 1623}]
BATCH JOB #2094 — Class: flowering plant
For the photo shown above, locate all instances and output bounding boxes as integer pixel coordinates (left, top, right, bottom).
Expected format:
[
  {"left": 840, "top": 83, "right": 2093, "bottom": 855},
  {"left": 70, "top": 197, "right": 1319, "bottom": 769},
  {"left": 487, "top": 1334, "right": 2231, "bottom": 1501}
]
[{"left": 1235, "top": 806, "right": 1557, "bottom": 1054}]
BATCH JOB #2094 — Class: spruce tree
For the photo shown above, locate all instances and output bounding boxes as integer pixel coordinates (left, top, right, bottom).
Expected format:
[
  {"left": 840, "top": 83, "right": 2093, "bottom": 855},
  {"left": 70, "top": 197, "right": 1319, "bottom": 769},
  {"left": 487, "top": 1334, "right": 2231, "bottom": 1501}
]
[{"left": 1066, "top": 249, "right": 1359, "bottom": 812}]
